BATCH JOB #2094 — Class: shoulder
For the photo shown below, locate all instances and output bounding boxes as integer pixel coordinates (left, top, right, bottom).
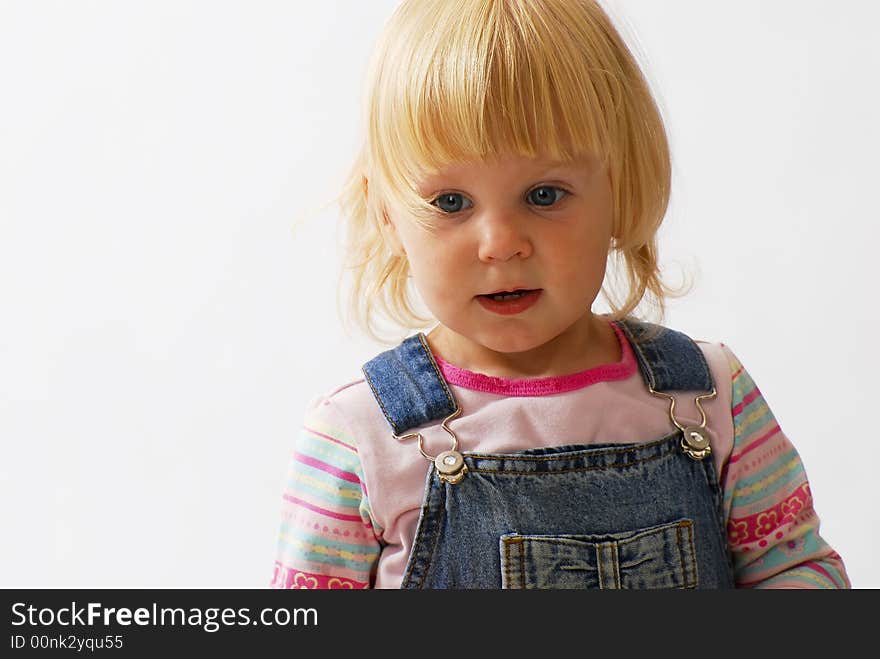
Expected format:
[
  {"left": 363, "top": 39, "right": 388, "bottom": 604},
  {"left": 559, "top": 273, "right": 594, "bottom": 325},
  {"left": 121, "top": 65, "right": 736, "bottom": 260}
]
[
  {"left": 693, "top": 340, "right": 739, "bottom": 383},
  {"left": 301, "top": 373, "right": 390, "bottom": 451},
  {"left": 692, "top": 340, "right": 753, "bottom": 404},
  {"left": 619, "top": 319, "right": 742, "bottom": 388},
  {"left": 691, "top": 336, "right": 752, "bottom": 401},
  {"left": 690, "top": 337, "right": 773, "bottom": 436}
]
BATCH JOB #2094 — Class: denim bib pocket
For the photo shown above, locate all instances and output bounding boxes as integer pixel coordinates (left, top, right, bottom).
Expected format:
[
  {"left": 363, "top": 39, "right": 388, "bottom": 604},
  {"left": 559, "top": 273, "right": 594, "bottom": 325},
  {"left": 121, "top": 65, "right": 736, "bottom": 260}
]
[{"left": 499, "top": 518, "right": 698, "bottom": 589}]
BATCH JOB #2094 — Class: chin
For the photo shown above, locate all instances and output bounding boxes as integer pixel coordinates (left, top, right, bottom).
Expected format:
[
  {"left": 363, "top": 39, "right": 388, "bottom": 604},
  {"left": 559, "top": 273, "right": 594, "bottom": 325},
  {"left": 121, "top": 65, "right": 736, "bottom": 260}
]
[{"left": 474, "top": 330, "right": 548, "bottom": 355}]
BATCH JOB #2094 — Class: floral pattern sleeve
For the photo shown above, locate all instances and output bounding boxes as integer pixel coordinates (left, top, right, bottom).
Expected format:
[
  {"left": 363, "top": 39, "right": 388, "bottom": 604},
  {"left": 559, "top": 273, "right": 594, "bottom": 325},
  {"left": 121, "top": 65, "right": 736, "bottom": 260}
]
[{"left": 720, "top": 346, "right": 849, "bottom": 588}]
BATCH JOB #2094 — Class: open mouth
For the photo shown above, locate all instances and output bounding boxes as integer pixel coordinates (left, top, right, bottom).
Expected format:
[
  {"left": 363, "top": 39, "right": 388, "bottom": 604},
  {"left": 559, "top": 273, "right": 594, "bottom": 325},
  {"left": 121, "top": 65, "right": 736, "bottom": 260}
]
[
  {"left": 476, "top": 288, "right": 543, "bottom": 315},
  {"left": 479, "top": 289, "right": 538, "bottom": 302}
]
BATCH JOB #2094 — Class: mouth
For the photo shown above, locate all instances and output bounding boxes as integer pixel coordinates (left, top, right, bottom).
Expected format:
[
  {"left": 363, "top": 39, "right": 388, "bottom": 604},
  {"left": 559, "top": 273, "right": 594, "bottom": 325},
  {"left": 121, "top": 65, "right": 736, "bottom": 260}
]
[
  {"left": 478, "top": 288, "right": 541, "bottom": 301},
  {"left": 476, "top": 288, "right": 543, "bottom": 315}
]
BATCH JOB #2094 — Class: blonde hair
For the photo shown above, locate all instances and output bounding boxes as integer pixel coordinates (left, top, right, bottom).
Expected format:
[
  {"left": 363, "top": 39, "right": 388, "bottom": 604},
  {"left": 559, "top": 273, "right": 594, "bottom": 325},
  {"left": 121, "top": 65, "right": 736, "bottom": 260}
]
[{"left": 337, "top": 0, "right": 680, "bottom": 344}]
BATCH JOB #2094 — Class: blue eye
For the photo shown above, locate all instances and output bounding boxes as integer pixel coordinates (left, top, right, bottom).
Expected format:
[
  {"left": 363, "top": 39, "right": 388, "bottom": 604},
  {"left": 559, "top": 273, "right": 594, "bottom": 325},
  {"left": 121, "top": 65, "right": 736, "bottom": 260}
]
[
  {"left": 430, "top": 186, "right": 566, "bottom": 213},
  {"left": 528, "top": 186, "right": 567, "bottom": 207},
  {"left": 431, "top": 193, "right": 472, "bottom": 214}
]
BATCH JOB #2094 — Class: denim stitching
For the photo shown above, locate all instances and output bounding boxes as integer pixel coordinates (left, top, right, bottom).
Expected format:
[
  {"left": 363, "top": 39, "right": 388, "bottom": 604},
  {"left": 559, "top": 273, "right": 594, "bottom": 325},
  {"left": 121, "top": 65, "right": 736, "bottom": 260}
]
[
  {"left": 416, "top": 332, "right": 460, "bottom": 415},
  {"left": 401, "top": 484, "right": 432, "bottom": 587},
  {"left": 613, "top": 542, "right": 621, "bottom": 589},
  {"left": 615, "top": 319, "right": 659, "bottom": 391},
  {"left": 402, "top": 467, "right": 443, "bottom": 588},
  {"left": 676, "top": 523, "right": 686, "bottom": 588},
  {"left": 502, "top": 539, "right": 510, "bottom": 588},
  {"left": 616, "top": 318, "right": 714, "bottom": 392},
  {"left": 704, "top": 459, "right": 735, "bottom": 582},
  {"left": 503, "top": 538, "right": 516, "bottom": 588},
  {"left": 363, "top": 333, "right": 458, "bottom": 438},
  {"left": 616, "top": 520, "right": 687, "bottom": 546},
  {"left": 685, "top": 521, "right": 698, "bottom": 588},
  {"left": 361, "top": 366, "right": 400, "bottom": 435},
  {"left": 514, "top": 522, "right": 700, "bottom": 589},
  {"left": 416, "top": 477, "right": 447, "bottom": 590},
  {"left": 518, "top": 540, "right": 525, "bottom": 589},
  {"left": 679, "top": 336, "right": 714, "bottom": 392},
  {"left": 463, "top": 432, "right": 678, "bottom": 464},
  {"left": 471, "top": 448, "right": 676, "bottom": 475},
  {"left": 708, "top": 466, "right": 729, "bottom": 547}
]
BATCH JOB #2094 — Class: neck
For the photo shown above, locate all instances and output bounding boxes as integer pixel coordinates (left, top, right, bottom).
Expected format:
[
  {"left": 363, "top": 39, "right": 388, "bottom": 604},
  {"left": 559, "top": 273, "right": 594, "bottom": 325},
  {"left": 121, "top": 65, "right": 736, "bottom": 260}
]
[{"left": 425, "top": 312, "right": 620, "bottom": 379}]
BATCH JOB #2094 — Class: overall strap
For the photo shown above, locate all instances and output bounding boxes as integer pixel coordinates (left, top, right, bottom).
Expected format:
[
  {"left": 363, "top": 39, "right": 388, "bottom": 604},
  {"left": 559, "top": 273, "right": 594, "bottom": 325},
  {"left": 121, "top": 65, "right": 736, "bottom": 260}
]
[
  {"left": 361, "top": 333, "right": 459, "bottom": 436},
  {"left": 361, "top": 320, "right": 712, "bottom": 435},
  {"left": 615, "top": 318, "right": 714, "bottom": 393}
]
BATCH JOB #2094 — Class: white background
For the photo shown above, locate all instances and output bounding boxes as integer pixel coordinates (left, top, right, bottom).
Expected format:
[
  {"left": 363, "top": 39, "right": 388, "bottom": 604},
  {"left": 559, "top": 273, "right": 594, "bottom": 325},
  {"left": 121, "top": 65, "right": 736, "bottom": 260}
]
[{"left": 1, "top": 1, "right": 877, "bottom": 588}]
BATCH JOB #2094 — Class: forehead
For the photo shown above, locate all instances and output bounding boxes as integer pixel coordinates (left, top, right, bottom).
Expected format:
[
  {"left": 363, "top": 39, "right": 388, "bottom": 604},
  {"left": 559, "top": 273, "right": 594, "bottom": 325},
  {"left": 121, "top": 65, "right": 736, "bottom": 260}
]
[{"left": 415, "top": 153, "right": 602, "bottom": 185}]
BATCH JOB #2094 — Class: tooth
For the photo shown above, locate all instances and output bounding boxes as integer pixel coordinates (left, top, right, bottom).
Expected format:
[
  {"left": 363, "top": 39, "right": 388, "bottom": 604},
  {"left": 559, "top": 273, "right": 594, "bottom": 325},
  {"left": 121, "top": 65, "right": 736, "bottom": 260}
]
[{"left": 492, "top": 291, "right": 525, "bottom": 301}]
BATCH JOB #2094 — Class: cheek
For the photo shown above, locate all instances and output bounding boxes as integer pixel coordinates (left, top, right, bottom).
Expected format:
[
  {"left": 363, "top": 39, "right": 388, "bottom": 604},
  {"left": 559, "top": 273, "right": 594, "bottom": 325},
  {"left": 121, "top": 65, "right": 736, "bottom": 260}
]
[
  {"left": 404, "top": 239, "right": 440, "bottom": 280},
  {"left": 400, "top": 225, "right": 462, "bottom": 271},
  {"left": 399, "top": 234, "right": 461, "bottom": 303},
  {"left": 553, "top": 227, "right": 610, "bottom": 292}
]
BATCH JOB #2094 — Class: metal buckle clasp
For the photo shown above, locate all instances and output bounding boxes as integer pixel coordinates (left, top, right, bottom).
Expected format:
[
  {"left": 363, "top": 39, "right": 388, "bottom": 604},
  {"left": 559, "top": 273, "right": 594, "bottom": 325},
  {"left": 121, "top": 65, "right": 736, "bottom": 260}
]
[
  {"left": 392, "top": 407, "right": 467, "bottom": 483},
  {"left": 649, "top": 387, "right": 717, "bottom": 460}
]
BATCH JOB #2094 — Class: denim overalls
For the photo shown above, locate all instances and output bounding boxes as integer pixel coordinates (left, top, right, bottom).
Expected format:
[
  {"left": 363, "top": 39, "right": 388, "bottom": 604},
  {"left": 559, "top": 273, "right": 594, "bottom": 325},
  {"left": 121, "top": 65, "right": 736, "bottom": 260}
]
[{"left": 362, "top": 319, "right": 736, "bottom": 589}]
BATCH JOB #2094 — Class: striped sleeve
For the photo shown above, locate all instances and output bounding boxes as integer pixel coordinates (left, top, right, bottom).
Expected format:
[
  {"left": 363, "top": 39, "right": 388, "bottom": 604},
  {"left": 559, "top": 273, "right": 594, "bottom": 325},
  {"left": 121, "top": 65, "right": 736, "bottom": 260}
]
[
  {"left": 269, "top": 395, "right": 382, "bottom": 589},
  {"left": 719, "top": 345, "right": 850, "bottom": 588}
]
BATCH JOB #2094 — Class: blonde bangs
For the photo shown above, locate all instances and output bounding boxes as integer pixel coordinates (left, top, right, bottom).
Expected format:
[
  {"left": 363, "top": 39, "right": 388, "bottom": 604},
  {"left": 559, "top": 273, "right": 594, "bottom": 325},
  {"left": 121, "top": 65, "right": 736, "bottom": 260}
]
[{"left": 367, "top": 0, "right": 625, "bottom": 221}]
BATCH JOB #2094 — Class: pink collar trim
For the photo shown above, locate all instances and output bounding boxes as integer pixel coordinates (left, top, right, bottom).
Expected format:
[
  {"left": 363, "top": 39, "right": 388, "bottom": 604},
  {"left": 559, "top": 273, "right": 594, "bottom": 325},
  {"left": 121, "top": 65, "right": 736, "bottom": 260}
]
[{"left": 431, "top": 321, "right": 637, "bottom": 397}]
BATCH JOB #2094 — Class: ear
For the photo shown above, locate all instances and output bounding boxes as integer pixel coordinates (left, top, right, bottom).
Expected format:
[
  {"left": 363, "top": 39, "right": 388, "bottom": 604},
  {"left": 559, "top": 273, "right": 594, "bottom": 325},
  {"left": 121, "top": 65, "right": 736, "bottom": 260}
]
[
  {"left": 381, "top": 208, "right": 407, "bottom": 258},
  {"left": 609, "top": 215, "right": 621, "bottom": 245},
  {"left": 366, "top": 176, "right": 406, "bottom": 258}
]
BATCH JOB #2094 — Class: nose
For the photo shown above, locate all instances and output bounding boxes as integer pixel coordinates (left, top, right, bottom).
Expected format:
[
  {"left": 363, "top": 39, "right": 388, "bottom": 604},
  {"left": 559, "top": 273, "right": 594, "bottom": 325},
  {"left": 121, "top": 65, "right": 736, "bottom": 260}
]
[{"left": 476, "top": 210, "right": 533, "bottom": 262}]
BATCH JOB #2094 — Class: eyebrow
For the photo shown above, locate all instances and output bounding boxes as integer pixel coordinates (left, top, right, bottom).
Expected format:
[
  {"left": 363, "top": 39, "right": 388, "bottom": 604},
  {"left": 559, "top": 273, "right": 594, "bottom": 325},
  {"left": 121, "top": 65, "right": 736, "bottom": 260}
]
[
  {"left": 416, "top": 161, "right": 591, "bottom": 192},
  {"left": 428, "top": 157, "right": 594, "bottom": 176},
  {"left": 535, "top": 156, "right": 602, "bottom": 172},
  {"left": 540, "top": 163, "right": 584, "bottom": 175}
]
